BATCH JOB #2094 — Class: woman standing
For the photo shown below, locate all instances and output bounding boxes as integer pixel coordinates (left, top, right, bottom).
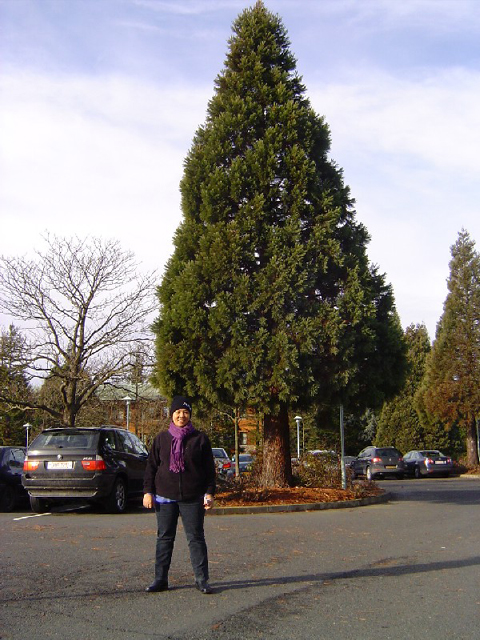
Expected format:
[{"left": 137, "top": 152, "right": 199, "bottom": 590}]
[{"left": 143, "top": 396, "right": 216, "bottom": 594}]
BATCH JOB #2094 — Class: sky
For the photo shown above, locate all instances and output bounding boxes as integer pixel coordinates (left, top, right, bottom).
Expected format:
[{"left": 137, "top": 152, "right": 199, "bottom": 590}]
[{"left": 1, "top": 0, "right": 480, "bottom": 341}]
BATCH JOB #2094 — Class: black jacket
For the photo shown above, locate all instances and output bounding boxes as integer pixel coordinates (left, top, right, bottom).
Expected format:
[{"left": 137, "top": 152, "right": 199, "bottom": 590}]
[{"left": 143, "top": 429, "right": 216, "bottom": 501}]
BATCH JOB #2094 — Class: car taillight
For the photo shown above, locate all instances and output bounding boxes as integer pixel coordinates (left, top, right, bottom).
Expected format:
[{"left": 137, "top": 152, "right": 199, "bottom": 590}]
[
  {"left": 426, "top": 458, "right": 434, "bottom": 465},
  {"left": 81, "top": 456, "right": 106, "bottom": 471},
  {"left": 398, "top": 456, "right": 403, "bottom": 461},
  {"left": 23, "top": 459, "right": 40, "bottom": 471},
  {"left": 223, "top": 461, "right": 231, "bottom": 469},
  {"left": 372, "top": 457, "right": 382, "bottom": 463},
  {"left": 447, "top": 458, "right": 452, "bottom": 464}
]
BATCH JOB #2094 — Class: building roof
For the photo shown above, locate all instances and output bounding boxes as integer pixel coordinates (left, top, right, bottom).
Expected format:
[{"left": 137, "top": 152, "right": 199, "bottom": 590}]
[{"left": 96, "top": 382, "right": 166, "bottom": 402}]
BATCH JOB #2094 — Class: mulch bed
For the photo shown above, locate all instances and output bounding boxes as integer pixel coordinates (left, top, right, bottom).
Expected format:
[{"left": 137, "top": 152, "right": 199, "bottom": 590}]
[{"left": 215, "top": 484, "right": 383, "bottom": 507}]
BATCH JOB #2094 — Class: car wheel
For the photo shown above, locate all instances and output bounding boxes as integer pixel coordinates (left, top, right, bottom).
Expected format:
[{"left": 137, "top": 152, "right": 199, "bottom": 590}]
[
  {"left": 106, "top": 478, "right": 127, "bottom": 514},
  {"left": 30, "top": 496, "right": 50, "bottom": 513},
  {"left": 414, "top": 466, "right": 422, "bottom": 479},
  {"left": 0, "top": 485, "right": 16, "bottom": 512},
  {"left": 366, "top": 466, "right": 373, "bottom": 481}
]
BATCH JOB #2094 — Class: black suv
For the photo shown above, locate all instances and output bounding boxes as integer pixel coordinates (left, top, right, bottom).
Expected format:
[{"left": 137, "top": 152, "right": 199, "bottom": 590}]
[{"left": 22, "top": 427, "right": 148, "bottom": 513}]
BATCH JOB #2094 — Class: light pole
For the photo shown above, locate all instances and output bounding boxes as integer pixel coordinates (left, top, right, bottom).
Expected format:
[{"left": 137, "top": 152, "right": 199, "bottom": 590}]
[
  {"left": 122, "top": 396, "right": 132, "bottom": 431},
  {"left": 339, "top": 404, "right": 347, "bottom": 490},
  {"left": 23, "top": 423, "right": 32, "bottom": 450},
  {"left": 294, "top": 416, "right": 302, "bottom": 459}
]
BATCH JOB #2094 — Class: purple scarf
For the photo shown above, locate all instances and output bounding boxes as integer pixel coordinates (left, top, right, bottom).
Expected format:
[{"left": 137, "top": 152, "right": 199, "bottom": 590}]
[{"left": 168, "top": 421, "right": 195, "bottom": 473}]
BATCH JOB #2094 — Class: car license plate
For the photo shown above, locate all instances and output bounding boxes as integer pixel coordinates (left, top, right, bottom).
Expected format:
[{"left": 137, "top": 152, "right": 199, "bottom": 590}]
[
  {"left": 435, "top": 460, "right": 446, "bottom": 464},
  {"left": 385, "top": 465, "right": 396, "bottom": 469},
  {"left": 47, "top": 461, "right": 73, "bottom": 470}
]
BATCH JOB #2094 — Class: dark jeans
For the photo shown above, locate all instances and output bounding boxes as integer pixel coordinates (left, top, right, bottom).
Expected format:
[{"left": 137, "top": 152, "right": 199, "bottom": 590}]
[{"left": 154, "top": 498, "right": 209, "bottom": 584}]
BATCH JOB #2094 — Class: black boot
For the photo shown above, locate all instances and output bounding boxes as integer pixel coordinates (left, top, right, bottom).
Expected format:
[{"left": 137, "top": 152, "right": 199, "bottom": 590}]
[
  {"left": 195, "top": 581, "right": 213, "bottom": 594},
  {"left": 145, "top": 580, "right": 168, "bottom": 592}
]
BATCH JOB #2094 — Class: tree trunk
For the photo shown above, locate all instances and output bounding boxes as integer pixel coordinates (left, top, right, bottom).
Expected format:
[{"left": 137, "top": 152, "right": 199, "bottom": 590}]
[
  {"left": 62, "top": 403, "right": 76, "bottom": 428},
  {"left": 465, "top": 415, "right": 479, "bottom": 467},
  {"left": 260, "top": 403, "right": 292, "bottom": 487}
]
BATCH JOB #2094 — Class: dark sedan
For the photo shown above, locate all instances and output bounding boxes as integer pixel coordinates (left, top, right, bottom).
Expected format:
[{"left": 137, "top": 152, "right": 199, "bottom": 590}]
[
  {"left": 351, "top": 446, "right": 405, "bottom": 480},
  {"left": 0, "top": 446, "right": 27, "bottom": 511},
  {"left": 403, "top": 449, "right": 454, "bottom": 478},
  {"left": 232, "top": 453, "right": 255, "bottom": 474}
]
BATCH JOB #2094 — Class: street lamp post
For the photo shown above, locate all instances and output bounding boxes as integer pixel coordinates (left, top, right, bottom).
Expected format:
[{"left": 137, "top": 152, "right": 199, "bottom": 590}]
[
  {"left": 294, "top": 416, "right": 302, "bottom": 460},
  {"left": 339, "top": 404, "right": 347, "bottom": 490},
  {"left": 23, "top": 423, "right": 32, "bottom": 450},
  {"left": 122, "top": 396, "right": 132, "bottom": 431}
]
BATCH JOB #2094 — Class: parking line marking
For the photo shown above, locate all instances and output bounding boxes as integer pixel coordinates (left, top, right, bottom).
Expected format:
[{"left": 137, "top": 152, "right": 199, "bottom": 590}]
[
  {"left": 13, "top": 513, "right": 52, "bottom": 521},
  {"left": 13, "top": 505, "right": 91, "bottom": 521}
]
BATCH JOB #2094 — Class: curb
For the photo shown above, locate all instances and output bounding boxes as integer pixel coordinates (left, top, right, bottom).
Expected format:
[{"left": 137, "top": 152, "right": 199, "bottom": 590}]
[{"left": 210, "top": 491, "right": 391, "bottom": 515}]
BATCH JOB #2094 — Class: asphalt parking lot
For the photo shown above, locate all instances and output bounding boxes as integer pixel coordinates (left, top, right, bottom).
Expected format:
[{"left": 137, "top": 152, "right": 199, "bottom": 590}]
[{"left": 2, "top": 477, "right": 480, "bottom": 640}]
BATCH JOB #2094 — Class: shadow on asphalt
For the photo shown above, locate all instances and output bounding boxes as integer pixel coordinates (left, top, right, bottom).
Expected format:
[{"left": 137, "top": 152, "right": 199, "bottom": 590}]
[
  {"left": 3, "top": 555, "right": 480, "bottom": 601},
  {"left": 212, "top": 555, "right": 480, "bottom": 592},
  {"left": 380, "top": 478, "right": 480, "bottom": 505}
]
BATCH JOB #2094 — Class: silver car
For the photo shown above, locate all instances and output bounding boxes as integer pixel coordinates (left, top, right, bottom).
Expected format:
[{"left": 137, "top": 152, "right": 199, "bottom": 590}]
[{"left": 211, "top": 448, "right": 233, "bottom": 478}]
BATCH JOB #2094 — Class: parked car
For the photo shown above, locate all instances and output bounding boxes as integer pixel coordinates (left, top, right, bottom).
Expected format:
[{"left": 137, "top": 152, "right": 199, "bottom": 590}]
[
  {"left": 212, "top": 448, "right": 233, "bottom": 478},
  {"left": 351, "top": 446, "right": 405, "bottom": 480},
  {"left": 403, "top": 449, "right": 454, "bottom": 478},
  {"left": 231, "top": 453, "right": 255, "bottom": 474},
  {"left": 0, "top": 446, "right": 27, "bottom": 512},
  {"left": 308, "top": 449, "right": 338, "bottom": 459},
  {"left": 22, "top": 426, "right": 148, "bottom": 513},
  {"left": 343, "top": 455, "right": 357, "bottom": 467}
]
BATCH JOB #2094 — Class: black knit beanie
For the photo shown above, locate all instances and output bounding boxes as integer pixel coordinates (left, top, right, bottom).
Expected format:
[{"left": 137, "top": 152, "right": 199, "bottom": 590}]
[{"left": 169, "top": 395, "right": 192, "bottom": 417}]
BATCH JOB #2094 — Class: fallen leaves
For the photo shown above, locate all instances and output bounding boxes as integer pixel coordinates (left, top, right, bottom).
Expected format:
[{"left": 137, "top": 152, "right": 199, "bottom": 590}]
[{"left": 215, "top": 484, "right": 382, "bottom": 507}]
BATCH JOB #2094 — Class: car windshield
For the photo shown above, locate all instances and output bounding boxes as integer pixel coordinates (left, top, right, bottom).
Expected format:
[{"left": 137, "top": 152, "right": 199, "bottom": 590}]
[
  {"left": 239, "top": 454, "right": 253, "bottom": 462},
  {"left": 212, "top": 449, "right": 228, "bottom": 459},
  {"left": 31, "top": 431, "right": 97, "bottom": 449},
  {"left": 420, "top": 450, "right": 443, "bottom": 458}
]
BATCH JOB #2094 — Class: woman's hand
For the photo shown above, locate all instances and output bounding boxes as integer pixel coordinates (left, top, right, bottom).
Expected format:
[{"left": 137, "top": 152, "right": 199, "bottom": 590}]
[
  {"left": 204, "top": 494, "right": 214, "bottom": 510},
  {"left": 143, "top": 493, "right": 154, "bottom": 509}
]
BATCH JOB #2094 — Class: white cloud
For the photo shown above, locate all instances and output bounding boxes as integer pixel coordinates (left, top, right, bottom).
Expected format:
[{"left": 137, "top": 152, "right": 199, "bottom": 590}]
[
  {"left": 1, "top": 53, "right": 479, "bottom": 341},
  {"left": 308, "top": 66, "right": 480, "bottom": 338},
  {"left": 132, "top": 0, "right": 245, "bottom": 16},
  {"left": 0, "top": 70, "right": 210, "bottom": 275},
  {"left": 298, "top": 0, "right": 480, "bottom": 32},
  {"left": 313, "top": 68, "right": 480, "bottom": 175}
]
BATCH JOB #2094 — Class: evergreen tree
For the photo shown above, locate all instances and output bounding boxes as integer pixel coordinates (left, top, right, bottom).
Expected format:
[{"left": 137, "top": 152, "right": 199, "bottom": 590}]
[
  {"left": 414, "top": 391, "right": 459, "bottom": 455},
  {"left": 0, "top": 325, "right": 32, "bottom": 445},
  {"left": 346, "top": 408, "right": 380, "bottom": 452},
  {"left": 418, "top": 230, "right": 480, "bottom": 465},
  {"left": 375, "top": 323, "right": 430, "bottom": 452},
  {"left": 153, "top": 2, "right": 406, "bottom": 486}
]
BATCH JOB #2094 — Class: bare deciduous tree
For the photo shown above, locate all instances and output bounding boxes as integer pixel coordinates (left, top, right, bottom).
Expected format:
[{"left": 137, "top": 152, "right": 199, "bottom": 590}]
[{"left": 0, "top": 234, "right": 157, "bottom": 427}]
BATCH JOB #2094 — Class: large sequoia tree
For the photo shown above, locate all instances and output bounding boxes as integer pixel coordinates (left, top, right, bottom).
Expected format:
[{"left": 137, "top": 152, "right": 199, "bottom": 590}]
[{"left": 153, "top": 2, "right": 405, "bottom": 486}]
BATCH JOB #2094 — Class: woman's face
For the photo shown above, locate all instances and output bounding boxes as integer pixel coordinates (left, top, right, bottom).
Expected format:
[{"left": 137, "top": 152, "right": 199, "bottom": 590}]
[{"left": 172, "top": 408, "right": 191, "bottom": 428}]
